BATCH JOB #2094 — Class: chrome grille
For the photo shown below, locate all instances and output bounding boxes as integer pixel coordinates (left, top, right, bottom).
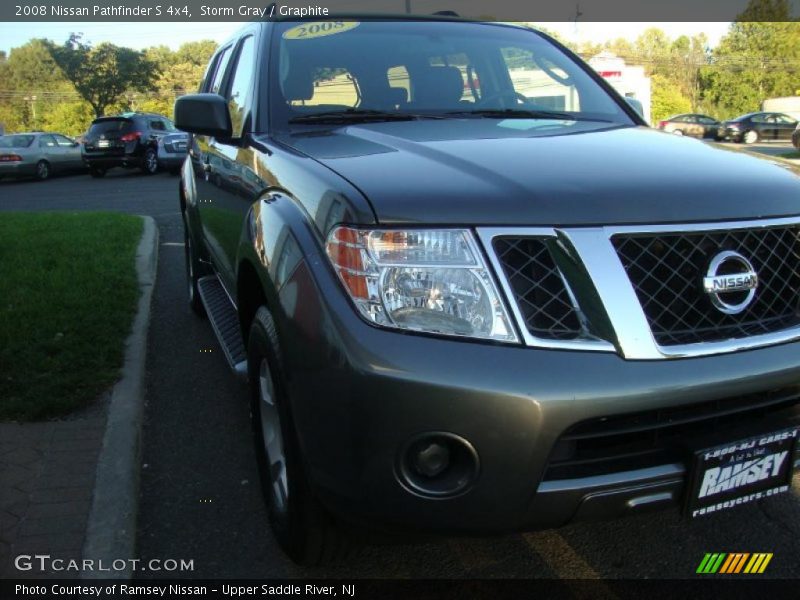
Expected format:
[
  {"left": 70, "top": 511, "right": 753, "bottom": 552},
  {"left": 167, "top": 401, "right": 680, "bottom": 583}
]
[
  {"left": 613, "top": 225, "right": 800, "bottom": 346},
  {"left": 492, "top": 237, "right": 582, "bottom": 340}
]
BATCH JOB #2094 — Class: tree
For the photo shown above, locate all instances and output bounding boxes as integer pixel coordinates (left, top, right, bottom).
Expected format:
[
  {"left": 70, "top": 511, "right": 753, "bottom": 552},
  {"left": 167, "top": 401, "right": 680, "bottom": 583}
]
[
  {"left": 701, "top": 0, "right": 800, "bottom": 117},
  {"left": 47, "top": 34, "right": 158, "bottom": 117},
  {"left": 670, "top": 34, "right": 710, "bottom": 111},
  {"left": 650, "top": 74, "right": 692, "bottom": 122}
]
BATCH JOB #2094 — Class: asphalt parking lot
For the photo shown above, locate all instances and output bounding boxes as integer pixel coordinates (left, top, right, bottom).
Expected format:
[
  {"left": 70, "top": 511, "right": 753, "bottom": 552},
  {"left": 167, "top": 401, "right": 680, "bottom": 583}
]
[{"left": 1, "top": 165, "right": 799, "bottom": 580}]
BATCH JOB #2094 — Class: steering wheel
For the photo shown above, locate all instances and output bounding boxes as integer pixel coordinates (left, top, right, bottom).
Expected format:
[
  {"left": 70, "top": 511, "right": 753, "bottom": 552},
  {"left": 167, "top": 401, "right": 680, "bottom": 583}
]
[{"left": 477, "top": 90, "right": 530, "bottom": 107}]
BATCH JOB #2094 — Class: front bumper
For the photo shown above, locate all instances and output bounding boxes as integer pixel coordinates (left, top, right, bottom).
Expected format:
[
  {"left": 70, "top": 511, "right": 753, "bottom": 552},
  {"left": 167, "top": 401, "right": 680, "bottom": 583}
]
[
  {"left": 718, "top": 127, "right": 742, "bottom": 141},
  {"left": 278, "top": 258, "right": 800, "bottom": 535}
]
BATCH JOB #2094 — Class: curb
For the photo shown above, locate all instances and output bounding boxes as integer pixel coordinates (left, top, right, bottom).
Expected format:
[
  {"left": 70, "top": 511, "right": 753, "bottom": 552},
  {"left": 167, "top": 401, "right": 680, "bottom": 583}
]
[{"left": 82, "top": 215, "right": 158, "bottom": 580}]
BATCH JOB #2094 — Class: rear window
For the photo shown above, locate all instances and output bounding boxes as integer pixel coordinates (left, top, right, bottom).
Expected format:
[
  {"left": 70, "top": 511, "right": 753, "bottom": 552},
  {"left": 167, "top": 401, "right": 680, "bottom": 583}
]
[
  {"left": 0, "top": 135, "right": 34, "bottom": 148},
  {"left": 88, "top": 119, "right": 133, "bottom": 135}
]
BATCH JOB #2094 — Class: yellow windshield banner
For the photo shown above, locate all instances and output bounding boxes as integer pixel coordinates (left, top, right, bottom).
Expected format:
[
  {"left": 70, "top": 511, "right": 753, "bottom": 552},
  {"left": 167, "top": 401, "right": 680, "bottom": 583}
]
[{"left": 283, "top": 21, "right": 360, "bottom": 40}]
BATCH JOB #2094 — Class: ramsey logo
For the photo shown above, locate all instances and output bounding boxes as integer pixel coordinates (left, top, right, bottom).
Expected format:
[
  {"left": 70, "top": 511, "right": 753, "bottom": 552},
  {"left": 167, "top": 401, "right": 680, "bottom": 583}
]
[
  {"left": 698, "top": 451, "right": 788, "bottom": 498},
  {"left": 697, "top": 553, "right": 773, "bottom": 574}
]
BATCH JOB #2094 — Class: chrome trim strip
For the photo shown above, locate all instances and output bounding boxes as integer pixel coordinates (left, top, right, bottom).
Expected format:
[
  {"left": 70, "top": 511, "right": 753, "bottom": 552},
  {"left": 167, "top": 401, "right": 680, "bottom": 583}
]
[
  {"left": 537, "top": 463, "right": 685, "bottom": 493},
  {"left": 559, "top": 227, "right": 662, "bottom": 359},
  {"left": 476, "top": 227, "right": 615, "bottom": 352},
  {"left": 603, "top": 215, "right": 800, "bottom": 236}
]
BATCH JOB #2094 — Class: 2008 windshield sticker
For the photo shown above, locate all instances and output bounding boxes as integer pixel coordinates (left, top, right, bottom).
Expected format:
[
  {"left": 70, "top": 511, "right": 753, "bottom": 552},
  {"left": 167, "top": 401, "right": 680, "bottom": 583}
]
[{"left": 283, "top": 21, "right": 360, "bottom": 40}]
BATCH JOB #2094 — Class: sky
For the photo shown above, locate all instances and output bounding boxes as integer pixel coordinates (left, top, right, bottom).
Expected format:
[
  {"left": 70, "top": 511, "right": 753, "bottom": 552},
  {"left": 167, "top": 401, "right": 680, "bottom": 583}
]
[{"left": 0, "top": 21, "right": 732, "bottom": 55}]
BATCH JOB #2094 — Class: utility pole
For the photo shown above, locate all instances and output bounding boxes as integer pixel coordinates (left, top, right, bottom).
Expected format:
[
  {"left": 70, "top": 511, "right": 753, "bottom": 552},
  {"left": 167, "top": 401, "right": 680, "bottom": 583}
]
[{"left": 24, "top": 95, "right": 37, "bottom": 128}]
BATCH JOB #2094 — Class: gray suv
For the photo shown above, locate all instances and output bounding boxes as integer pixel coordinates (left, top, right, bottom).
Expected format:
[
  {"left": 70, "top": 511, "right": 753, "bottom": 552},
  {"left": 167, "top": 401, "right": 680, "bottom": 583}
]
[{"left": 175, "top": 17, "right": 800, "bottom": 564}]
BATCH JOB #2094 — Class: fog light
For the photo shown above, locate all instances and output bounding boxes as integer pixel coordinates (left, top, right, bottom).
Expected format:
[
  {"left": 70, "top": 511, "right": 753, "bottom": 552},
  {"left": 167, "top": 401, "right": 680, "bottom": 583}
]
[
  {"left": 397, "top": 432, "right": 479, "bottom": 498},
  {"left": 413, "top": 441, "right": 451, "bottom": 478}
]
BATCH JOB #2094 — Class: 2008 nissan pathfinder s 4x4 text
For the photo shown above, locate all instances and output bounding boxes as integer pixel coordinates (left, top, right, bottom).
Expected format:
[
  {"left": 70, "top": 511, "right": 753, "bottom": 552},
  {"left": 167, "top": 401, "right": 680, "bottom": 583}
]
[{"left": 174, "top": 17, "right": 800, "bottom": 565}]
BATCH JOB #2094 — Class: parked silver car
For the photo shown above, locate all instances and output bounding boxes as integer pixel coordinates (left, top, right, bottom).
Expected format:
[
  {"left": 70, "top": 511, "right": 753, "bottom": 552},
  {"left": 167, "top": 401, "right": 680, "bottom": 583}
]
[
  {"left": 0, "top": 132, "right": 84, "bottom": 181},
  {"left": 156, "top": 132, "right": 189, "bottom": 175}
]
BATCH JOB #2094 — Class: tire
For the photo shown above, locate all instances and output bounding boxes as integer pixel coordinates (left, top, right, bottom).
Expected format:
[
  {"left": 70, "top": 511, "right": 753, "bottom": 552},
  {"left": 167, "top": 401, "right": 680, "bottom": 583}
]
[
  {"left": 35, "top": 160, "right": 50, "bottom": 181},
  {"left": 248, "top": 307, "right": 353, "bottom": 565},
  {"left": 672, "top": 129, "right": 684, "bottom": 136},
  {"left": 743, "top": 130, "right": 758, "bottom": 144},
  {"left": 184, "top": 227, "right": 207, "bottom": 317},
  {"left": 89, "top": 167, "right": 106, "bottom": 178},
  {"left": 142, "top": 148, "right": 158, "bottom": 175}
]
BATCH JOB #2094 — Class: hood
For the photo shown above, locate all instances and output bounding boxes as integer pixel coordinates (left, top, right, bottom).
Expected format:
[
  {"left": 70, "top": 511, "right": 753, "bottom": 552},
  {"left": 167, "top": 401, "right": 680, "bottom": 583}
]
[{"left": 275, "top": 121, "right": 800, "bottom": 226}]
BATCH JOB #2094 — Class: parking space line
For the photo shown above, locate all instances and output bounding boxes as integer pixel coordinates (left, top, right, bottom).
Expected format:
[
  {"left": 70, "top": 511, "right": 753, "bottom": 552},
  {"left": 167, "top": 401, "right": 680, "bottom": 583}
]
[{"left": 522, "top": 531, "right": 620, "bottom": 598}]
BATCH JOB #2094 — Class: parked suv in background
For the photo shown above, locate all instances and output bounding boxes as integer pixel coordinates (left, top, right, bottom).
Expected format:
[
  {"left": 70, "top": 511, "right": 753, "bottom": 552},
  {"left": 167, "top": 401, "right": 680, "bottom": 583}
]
[
  {"left": 82, "top": 112, "right": 177, "bottom": 177},
  {"left": 176, "top": 17, "right": 800, "bottom": 565}
]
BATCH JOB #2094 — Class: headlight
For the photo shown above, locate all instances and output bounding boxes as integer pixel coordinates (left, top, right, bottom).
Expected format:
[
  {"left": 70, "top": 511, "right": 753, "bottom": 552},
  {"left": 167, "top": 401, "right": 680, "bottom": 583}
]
[{"left": 326, "top": 227, "right": 518, "bottom": 343}]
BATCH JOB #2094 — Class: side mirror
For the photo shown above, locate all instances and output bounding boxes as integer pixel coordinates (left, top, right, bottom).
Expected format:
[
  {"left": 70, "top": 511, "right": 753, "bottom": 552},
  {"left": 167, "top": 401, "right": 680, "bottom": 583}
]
[{"left": 174, "top": 93, "right": 232, "bottom": 139}]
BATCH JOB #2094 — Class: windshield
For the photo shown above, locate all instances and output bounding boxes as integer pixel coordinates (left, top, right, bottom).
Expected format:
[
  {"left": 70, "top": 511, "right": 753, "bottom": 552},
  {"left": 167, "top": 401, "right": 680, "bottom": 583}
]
[
  {"left": 270, "top": 20, "right": 632, "bottom": 128},
  {"left": 0, "top": 135, "right": 34, "bottom": 148}
]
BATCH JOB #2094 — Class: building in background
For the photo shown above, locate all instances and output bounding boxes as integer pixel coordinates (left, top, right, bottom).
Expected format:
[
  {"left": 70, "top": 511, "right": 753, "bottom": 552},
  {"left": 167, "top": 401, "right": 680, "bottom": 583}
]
[
  {"left": 588, "top": 52, "right": 651, "bottom": 123},
  {"left": 762, "top": 96, "right": 800, "bottom": 121}
]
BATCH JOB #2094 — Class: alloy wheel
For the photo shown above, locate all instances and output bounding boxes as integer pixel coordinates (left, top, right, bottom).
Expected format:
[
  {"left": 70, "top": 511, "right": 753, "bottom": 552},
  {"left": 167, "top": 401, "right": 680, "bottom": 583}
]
[
  {"left": 258, "top": 358, "right": 288, "bottom": 516},
  {"left": 36, "top": 161, "right": 49, "bottom": 180},
  {"left": 145, "top": 150, "right": 158, "bottom": 173}
]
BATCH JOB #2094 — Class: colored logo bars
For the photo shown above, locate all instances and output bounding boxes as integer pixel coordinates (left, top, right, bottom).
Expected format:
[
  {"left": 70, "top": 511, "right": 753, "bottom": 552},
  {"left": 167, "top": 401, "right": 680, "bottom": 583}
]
[{"left": 696, "top": 553, "right": 773, "bottom": 574}]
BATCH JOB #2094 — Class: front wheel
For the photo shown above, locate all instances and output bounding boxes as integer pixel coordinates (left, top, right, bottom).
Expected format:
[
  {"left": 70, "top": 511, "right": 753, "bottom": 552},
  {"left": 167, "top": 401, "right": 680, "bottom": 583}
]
[
  {"left": 248, "top": 307, "right": 353, "bottom": 565},
  {"left": 35, "top": 160, "right": 50, "bottom": 181},
  {"left": 672, "top": 129, "right": 684, "bottom": 136},
  {"left": 743, "top": 130, "right": 758, "bottom": 144},
  {"left": 142, "top": 148, "right": 158, "bottom": 174}
]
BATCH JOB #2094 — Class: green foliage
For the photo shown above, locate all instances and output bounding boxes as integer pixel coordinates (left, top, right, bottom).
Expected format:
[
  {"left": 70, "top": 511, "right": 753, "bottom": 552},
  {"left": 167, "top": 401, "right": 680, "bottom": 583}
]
[
  {"left": 47, "top": 34, "right": 160, "bottom": 117},
  {"left": 39, "top": 101, "right": 95, "bottom": 137},
  {"left": 0, "top": 36, "right": 217, "bottom": 134},
  {"left": 701, "top": 9, "right": 800, "bottom": 117},
  {"left": 650, "top": 74, "right": 693, "bottom": 122}
]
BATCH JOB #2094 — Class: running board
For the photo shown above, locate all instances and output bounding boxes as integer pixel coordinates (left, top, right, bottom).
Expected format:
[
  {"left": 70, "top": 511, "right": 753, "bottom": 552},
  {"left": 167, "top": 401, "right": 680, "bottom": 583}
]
[{"left": 197, "top": 275, "right": 248, "bottom": 381}]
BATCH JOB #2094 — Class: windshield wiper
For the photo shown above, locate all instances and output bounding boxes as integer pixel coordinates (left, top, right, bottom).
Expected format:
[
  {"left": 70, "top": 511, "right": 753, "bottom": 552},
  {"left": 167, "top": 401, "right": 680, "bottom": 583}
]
[
  {"left": 443, "top": 109, "right": 611, "bottom": 122},
  {"left": 289, "top": 109, "right": 445, "bottom": 124}
]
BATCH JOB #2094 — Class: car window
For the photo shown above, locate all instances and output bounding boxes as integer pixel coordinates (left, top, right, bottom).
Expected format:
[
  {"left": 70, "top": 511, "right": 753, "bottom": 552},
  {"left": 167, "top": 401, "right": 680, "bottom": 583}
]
[
  {"left": 751, "top": 114, "right": 768, "bottom": 123},
  {"left": 698, "top": 116, "right": 716, "bottom": 124},
  {"left": 88, "top": 119, "right": 133, "bottom": 135},
  {"left": 38, "top": 135, "right": 57, "bottom": 148},
  {"left": 289, "top": 66, "right": 360, "bottom": 108},
  {"left": 387, "top": 65, "right": 411, "bottom": 106},
  {"left": 210, "top": 46, "right": 233, "bottom": 96},
  {"left": 775, "top": 114, "right": 796, "bottom": 124},
  {"left": 54, "top": 134, "right": 75, "bottom": 147},
  {"left": 0, "top": 135, "right": 34, "bottom": 148},
  {"left": 149, "top": 120, "right": 166, "bottom": 131},
  {"left": 227, "top": 35, "right": 256, "bottom": 137},
  {"left": 501, "top": 48, "right": 578, "bottom": 110}
]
